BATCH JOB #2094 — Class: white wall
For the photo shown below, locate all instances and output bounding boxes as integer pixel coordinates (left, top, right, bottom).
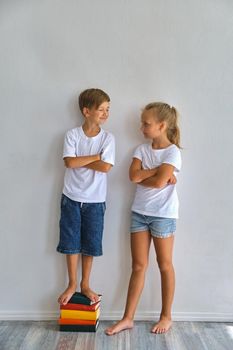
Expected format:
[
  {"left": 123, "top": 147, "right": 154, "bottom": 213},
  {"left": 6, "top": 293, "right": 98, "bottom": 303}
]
[{"left": 0, "top": 0, "right": 233, "bottom": 321}]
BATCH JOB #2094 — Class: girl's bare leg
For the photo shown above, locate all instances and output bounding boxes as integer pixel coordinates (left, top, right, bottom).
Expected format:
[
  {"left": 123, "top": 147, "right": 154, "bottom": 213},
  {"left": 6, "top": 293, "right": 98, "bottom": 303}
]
[
  {"left": 58, "top": 254, "right": 79, "bottom": 305},
  {"left": 80, "top": 254, "right": 99, "bottom": 302},
  {"left": 105, "top": 231, "right": 151, "bottom": 335},
  {"left": 151, "top": 235, "right": 175, "bottom": 334}
]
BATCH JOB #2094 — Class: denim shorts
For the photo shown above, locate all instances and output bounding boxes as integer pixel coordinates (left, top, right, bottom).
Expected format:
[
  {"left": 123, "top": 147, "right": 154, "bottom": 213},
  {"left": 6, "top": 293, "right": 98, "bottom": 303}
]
[
  {"left": 57, "top": 194, "right": 106, "bottom": 256},
  {"left": 130, "top": 211, "right": 176, "bottom": 238}
]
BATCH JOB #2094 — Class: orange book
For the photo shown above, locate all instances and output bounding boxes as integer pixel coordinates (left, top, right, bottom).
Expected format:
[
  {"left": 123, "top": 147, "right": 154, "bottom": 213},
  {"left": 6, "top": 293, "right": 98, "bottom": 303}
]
[
  {"left": 58, "top": 318, "right": 96, "bottom": 325},
  {"left": 60, "top": 308, "right": 100, "bottom": 321},
  {"left": 60, "top": 301, "right": 100, "bottom": 312}
]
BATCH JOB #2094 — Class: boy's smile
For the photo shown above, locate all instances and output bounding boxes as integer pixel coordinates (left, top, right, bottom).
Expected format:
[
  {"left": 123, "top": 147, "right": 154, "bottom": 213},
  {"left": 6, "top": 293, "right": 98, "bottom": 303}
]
[{"left": 84, "top": 101, "right": 110, "bottom": 125}]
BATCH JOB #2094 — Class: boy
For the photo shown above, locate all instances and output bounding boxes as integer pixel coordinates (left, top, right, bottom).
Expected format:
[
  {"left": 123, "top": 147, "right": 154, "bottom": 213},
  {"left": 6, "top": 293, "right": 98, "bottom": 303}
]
[{"left": 57, "top": 88, "right": 115, "bottom": 305}]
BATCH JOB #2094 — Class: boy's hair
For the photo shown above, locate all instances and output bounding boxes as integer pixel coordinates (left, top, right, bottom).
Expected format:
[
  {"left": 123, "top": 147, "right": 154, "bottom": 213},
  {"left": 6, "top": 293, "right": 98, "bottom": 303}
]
[
  {"left": 79, "top": 88, "right": 110, "bottom": 114},
  {"left": 143, "top": 102, "right": 181, "bottom": 148}
]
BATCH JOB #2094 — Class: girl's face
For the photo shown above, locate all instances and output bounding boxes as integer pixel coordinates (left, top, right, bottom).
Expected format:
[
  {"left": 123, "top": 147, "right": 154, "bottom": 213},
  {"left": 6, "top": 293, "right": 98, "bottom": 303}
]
[{"left": 140, "top": 109, "right": 164, "bottom": 139}]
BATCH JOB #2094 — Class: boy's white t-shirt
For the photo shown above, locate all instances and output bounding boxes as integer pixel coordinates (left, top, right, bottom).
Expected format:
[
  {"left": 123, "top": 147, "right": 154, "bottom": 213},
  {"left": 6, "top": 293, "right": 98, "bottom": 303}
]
[
  {"left": 131, "top": 143, "right": 182, "bottom": 218},
  {"left": 62, "top": 126, "right": 115, "bottom": 203}
]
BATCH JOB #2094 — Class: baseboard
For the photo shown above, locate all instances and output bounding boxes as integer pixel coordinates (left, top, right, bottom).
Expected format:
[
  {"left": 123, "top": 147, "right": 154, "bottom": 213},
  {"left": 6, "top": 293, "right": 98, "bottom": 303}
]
[
  {"left": 0, "top": 311, "right": 233, "bottom": 322},
  {"left": 102, "top": 311, "right": 233, "bottom": 322}
]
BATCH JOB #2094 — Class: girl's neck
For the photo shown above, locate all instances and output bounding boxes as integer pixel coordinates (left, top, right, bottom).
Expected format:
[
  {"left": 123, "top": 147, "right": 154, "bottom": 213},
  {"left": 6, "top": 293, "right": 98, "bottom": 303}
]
[
  {"left": 82, "top": 121, "right": 101, "bottom": 137},
  {"left": 152, "top": 136, "right": 171, "bottom": 150}
]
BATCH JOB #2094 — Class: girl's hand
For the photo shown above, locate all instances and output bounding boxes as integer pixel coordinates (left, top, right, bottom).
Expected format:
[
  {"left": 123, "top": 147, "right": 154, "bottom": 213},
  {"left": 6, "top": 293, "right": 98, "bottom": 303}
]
[{"left": 167, "top": 174, "right": 177, "bottom": 185}]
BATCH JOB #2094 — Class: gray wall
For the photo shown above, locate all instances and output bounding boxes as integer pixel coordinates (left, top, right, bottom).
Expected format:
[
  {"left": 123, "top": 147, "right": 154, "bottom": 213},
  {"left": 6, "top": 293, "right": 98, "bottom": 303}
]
[{"left": 0, "top": 0, "right": 233, "bottom": 321}]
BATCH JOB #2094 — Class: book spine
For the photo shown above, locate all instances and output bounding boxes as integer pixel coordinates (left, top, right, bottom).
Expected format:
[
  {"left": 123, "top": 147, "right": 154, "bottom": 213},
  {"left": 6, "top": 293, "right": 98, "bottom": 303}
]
[
  {"left": 58, "top": 318, "right": 96, "bottom": 326},
  {"left": 60, "top": 302, "right": 100, "bottom": 311},
  {"left": 60, "top": 309, "right": 100, "bottom": 321},
  {"left": 59, "top": 323, "right": 99, "bottom": 332}
]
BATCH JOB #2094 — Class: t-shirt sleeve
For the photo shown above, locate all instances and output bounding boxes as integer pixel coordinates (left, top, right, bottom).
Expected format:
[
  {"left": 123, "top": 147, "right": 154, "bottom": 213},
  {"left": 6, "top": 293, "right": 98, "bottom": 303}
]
[
  {"left": 162, "top": 146, "right": 182, "bottom": 172},
  {"left": 101, "top": 134, "right": 115, "bottom": 165},
  {"left": 63, "top": 130, "right": 76, "bottom": 158},
  {"left": 133, "top": 145, "right": 143, "bottom": 161}
]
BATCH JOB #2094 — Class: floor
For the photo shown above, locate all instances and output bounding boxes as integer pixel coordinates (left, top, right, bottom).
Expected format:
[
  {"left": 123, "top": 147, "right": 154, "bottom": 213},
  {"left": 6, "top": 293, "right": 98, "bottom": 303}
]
[{"left": 0, "top": 320, "right": 233, "bottom": 350}]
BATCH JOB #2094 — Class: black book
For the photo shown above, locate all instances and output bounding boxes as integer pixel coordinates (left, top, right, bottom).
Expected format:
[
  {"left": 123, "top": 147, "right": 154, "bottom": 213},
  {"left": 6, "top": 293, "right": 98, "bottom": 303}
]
[
  {"left": 60, "top": 320, "right": 99, "bottom": 333},
  {"left": 69, "top": 292, "right": 102, "bottom": 306}
]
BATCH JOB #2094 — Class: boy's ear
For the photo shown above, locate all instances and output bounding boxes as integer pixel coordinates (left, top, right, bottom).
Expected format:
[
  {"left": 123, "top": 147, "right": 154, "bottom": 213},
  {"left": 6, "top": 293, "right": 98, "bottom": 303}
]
[{"left": 82, "top": 107, "right": 89, "bottom": 118}]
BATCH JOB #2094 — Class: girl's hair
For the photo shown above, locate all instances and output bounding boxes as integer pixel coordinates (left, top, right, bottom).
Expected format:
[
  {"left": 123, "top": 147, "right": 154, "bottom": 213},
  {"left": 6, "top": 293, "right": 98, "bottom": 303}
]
[
  {"left": 79, "top": 88, "right": 110, "bottom": 114},
  {"left": 143, "top": 102, "right": 181, "bottom": 148}
]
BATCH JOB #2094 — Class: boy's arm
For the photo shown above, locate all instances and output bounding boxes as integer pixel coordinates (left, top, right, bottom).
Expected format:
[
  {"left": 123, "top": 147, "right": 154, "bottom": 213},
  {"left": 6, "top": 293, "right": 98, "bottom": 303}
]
[
  {"left": 129, "top": 158, "right": 159, "bottom": 183},
  {"left": 84, "top": 134, "right": 115, "bottom": 173},
  {"left": 84, "top": 160, "right": 113, "bottom": 173},
  {"left": 140, "top": 163, "right": 176, "bottom": 188},
  {"left": 64, "top": 154, "right": 100, "bottom": 168}
]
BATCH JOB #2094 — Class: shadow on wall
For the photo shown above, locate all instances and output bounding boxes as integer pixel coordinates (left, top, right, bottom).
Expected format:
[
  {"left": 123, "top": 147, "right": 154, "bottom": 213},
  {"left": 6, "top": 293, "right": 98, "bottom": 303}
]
[
  {"left": 106, "top": 147, "right": 135, "bottom": 310},
  {"left": 43, "top": 95, "right": 84, "bottom": 309},
  {"left": 105, "top": 108, "right": 146, "bottom": 310},
  {"left": 43, "top": 131, "right": 66, "bottom": 310}
]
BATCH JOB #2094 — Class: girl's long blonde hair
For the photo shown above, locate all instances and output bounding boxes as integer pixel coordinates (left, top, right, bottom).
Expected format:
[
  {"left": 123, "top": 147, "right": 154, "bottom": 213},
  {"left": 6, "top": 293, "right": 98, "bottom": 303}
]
[{"left": 143, "top": 102, "right": 181, "bottom": 148}]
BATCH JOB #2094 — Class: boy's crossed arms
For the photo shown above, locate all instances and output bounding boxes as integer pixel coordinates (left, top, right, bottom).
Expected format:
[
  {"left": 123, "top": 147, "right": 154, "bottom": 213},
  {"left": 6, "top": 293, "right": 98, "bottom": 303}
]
[{"left": 64, "top": 155, "right": 112, "bottom": 173}]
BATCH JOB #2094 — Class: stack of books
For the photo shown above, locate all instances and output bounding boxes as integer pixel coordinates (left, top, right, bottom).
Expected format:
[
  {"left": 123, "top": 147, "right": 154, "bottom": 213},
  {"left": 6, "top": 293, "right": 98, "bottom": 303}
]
[{"left": 59, "top": 292, "right": 101, "bottom": 332}]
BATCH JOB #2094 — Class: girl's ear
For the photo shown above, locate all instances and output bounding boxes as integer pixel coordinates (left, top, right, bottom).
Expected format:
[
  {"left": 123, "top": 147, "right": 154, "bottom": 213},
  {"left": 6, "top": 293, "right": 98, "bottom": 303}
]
[{"left": 159, "top": 121, "right": 167, "bottom": 132}]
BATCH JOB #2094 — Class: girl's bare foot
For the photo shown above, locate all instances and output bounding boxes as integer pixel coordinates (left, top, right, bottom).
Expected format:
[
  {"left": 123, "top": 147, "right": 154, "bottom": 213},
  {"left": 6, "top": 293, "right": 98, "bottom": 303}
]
[
  {"left": 105, "top": 318, "right": 134, "bottom": 335},
  {"left": 151, "top": 318, "right": 172, "bottom": 334},
  {"left": 58, "top": 283, "right": 77, "bottom": 305},
  {"left": 80, "top": 283, "right": 100, "bottom": 303}
]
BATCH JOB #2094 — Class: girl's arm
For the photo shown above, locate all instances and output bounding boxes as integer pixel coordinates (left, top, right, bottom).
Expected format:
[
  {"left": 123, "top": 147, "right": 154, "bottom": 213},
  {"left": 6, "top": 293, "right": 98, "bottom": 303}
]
[
  {"left": 84, "top": 161, "right": 112, "bottom": 173},
  {"left": 129, "top": 158, "right": 159, "bottom": 183},
  {"left": 167, "top": 173, "right": 177, "bottom": 185},
  {"left": 64, "top": 154, "right": 100, "bottom": 168},
  {"left": 140, "top": 163, "right": 176, "bottom": 188},
  {"left": 129, "top": 158, "right": 177, "bottom": 187}
]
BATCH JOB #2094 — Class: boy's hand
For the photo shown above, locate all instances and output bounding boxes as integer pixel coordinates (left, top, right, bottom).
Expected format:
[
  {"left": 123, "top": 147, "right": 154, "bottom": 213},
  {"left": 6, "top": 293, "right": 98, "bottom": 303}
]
[{"left": 167, "top": 174, "right": 177, "bottom": 185}]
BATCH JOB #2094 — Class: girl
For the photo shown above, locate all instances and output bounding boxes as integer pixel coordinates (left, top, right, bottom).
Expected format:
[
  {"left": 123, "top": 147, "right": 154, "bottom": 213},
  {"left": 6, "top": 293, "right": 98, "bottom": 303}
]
[{"left": 105, "top": 102, "right": 181, "bottom": 335}]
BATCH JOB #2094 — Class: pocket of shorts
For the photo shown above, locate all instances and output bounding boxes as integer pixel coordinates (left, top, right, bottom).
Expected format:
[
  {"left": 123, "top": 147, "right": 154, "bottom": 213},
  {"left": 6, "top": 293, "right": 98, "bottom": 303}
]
[
  {"left": 61, "top": 194, "right": 68, "bottom": 207},
  {"left": 102, "top": 202, "right": 106, "bottom": 212}
]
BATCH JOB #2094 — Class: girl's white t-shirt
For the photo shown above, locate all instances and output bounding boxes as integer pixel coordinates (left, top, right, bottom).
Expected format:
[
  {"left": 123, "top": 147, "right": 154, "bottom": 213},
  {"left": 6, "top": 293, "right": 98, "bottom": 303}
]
[
  {"left": 62, "top": 126, "right": 115, "bottom": 203},
  {"left": 131, "top": 143, "right": 182, "bottom": 218}
]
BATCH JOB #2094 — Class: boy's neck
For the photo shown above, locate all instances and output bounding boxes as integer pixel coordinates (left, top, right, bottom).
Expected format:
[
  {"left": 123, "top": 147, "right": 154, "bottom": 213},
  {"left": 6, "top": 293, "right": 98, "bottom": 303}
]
[{"left": 82, "top": 121, "right": 101, "bottom": 137}]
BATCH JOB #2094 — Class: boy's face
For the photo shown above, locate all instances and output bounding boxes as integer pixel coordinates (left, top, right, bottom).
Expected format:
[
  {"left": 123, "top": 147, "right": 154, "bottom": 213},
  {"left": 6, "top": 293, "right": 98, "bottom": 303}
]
[{"left": 83, "top": 101, "right": 110, "bottom": 125}]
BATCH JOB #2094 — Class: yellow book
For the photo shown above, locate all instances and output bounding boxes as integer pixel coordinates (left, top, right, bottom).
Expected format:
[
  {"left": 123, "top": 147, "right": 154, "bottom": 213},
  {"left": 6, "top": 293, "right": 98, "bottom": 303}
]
[{"left": 60, "top": 308, "right": 100, "bottom": 321}]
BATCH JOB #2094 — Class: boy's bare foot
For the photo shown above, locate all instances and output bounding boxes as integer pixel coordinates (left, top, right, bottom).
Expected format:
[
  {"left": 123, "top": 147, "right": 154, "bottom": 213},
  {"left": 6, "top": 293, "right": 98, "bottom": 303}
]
[
  {"left": 80, "top": 283, "right": 99, "bottom": 303},
  {"left": 105, "top": 319, "right": 134, "bottom": 335},
  {"left": 58, "top": 283, "right": 77, "bottom": 305},
  {"left": 151, "top": 318, "right": 172, "bottom": 334}
]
